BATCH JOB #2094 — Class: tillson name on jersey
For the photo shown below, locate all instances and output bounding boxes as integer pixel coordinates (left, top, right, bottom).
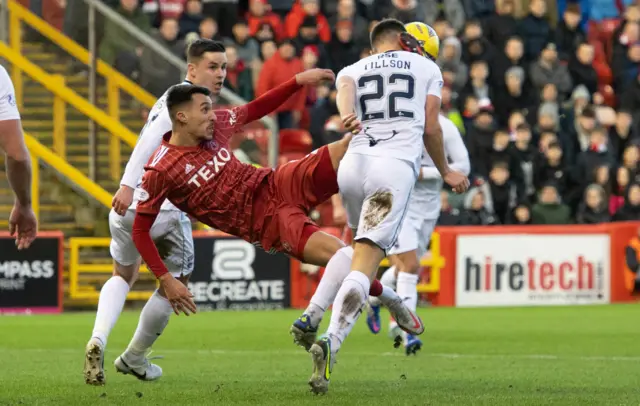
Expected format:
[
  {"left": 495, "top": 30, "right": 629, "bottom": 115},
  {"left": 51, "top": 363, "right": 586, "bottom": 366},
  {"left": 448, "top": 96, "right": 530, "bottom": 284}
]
[{"left": 363, "top": 53, "right": 411, "bottom": 71}]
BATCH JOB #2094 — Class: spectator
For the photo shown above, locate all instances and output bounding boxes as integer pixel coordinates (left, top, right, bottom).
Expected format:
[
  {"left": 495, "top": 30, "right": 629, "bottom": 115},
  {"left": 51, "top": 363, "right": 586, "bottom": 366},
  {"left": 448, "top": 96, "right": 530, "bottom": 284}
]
[
  {"left": 513, "top": 123, "right": 537, "bottom": 201},
  {"left": 327, "top": 20, "right": 360, "bottom": 73},
  {"left": 201, "top": 0, "right": 239, "bottom": 38},
  {"left": 485, "top": 161, "right": 520, "bottom": 224},
  {"left": 438, "top": 191, "right": 468, "bottom": 225},
  {"left": 329, "top": 0, "right": 369, "bottom": 47},
  {"left": 247, "top": 0, "right": 284, "bottom": 41},
  {"left": 140, "top": 18, "right": 183, "bottom": 97},
  {"left": 285, "top": 0, "right": 331, "bottom": 42},
  {"left": 463, "top": 188, "right": 500, "bottom": 225},
  {"left": 259, "top": 39, "right": 277, "bottom": 61},
  {"left": 484, "top": 0, "right": 517, "bottom": 52},
  {"left": 490, "top": 129, "right": 523, "bottom": 186},
  {"left": 614, "top": 183, "right": 640, "bottom": 221},
  {"left": 461, "top": 20, "right": 496, "bottom": 63},
  {"left": 179, "top": 0, "right": 204, "bottom": 39},
  {"left": 254, "top": 22, "right": 277, "bottom": 43},
  {"left": 577, "top": 184, "right": 611, "bottom": 223},
  {"left": 568, "top": 42, "right": 599, "bottom": 95},
  {"left": 621, "top": 144, "right": 640, "bottom": 182},
  {"left": 256, "top": 39, "right": 306, "bottom": 129},
  {"left": 611, "top": 112, "right": 637, "bottom": 160},
  {"left": 517, "top": 0, "right": 552, "bottom": 62},
  {"left": 99, "top": 0, "right": 150, "bottom": 68},
  {"left": 529, "top": 42, "right": 573, "bottom": 99},
  {"left": 198, "top": 17, "right": 222, "bottom": 41},
  {"left": 438, "top": 37, "right": 468, "bottom": 93},
  {"left": 534, "top": 141, "right": 572, "bottom": 200},
  {"left": 223, "top": 44, "right": 254, "bottom": 101},
  {"left": 466, "top": 103, "right": 497, "bottom": 177},
  {"left": 574, "top": 126, "right": 615, "bottom": 188},
  {"left": 375, "top": 0, "right": 428, "bottom": 23},
  {"left": 461, "top": 94, "right": 480, "bottom": 130},
  {"left": 611, "top": 166, "right": 631, "bottom": 214},
  {"left": 142, "top": 0, "right": 185, "bottom": 28},
  {"left": 613, "top": 41, "right": 640, "bottom": 93},
  {"left": 493, "top": 66, "right": 537, "bottom": 126},
  {"left": 492, "top": 36, "right": 527, "bottom": 89},
  {"left": 424, "top": 0, "right": 466, "bottom": 34},
  {"left": 537, "top": 101, "right": 560, "bottom": 134},
  {"left": 459, "top": 60, "right": 491, "bottom": 110},
  {"left": 225, "top": 20, "right": 260, "bottom": 64},
  {"left": 532, "top": 183, "right": 572, "bottom": 224},
  {"left": 309, "top": 84, "right": 338, "bottom": 149},
  {"left": 554, "top": 3, "right": 585, "bottom": 62},
  {"left": 293, "top": 16, "right": 330, "bottom": 68},
  {"left": 441, "top": 86, "right": 465, "bottom": 133},
  {"left": 612, "top": 22, "right": 640, "bottom": 91},
  {"left": 463, "top": 0, "right": 495, "bottom": 22},
  {"left": 509, "top": 203, "right": 533, "bottom": 224}
]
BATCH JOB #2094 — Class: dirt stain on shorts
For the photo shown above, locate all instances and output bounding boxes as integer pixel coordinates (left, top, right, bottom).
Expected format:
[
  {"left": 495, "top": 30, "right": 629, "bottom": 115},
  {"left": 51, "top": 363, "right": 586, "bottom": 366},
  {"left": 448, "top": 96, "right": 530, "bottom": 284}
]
[{"left": 362, "top": 190, "right": 393, "bottom": 232}]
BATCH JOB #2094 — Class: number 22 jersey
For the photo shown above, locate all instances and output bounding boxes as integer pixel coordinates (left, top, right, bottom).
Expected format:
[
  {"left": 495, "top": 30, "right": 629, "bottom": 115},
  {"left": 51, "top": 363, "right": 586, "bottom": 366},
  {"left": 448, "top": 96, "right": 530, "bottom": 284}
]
[{"left": 336, "top": 50, "right": 443, "bottom": 174}]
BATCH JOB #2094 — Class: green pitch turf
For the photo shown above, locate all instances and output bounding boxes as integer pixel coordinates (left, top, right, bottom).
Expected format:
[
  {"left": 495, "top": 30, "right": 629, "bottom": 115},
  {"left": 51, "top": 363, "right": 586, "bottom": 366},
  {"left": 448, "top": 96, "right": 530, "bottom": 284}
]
[{"left": 0, "top": 305, "right": 639, "bottom": 406}]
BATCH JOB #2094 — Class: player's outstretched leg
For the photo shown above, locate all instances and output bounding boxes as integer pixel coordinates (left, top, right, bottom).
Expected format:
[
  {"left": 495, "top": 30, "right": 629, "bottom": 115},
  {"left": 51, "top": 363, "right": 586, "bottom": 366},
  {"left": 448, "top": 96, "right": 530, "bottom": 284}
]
[
  {"left": 84, "top": 261, "right": 139, "bottom": 386},
  {"left": 114, "top": 273, "right": 187, "bottom": 381}
]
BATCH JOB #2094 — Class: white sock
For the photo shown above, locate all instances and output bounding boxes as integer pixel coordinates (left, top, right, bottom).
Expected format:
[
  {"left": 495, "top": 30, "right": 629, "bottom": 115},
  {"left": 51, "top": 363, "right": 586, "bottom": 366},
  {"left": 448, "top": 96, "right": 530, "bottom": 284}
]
[
  {"left": 91, "top": 275, "right": 130, "bottom": 347},
  {"left": 124, "top": 290, "right": 173, "bottom": 359},
  {"left": 326, "top": 271, "right": 370, "bottom": 352},
  {"left": 397, "top": 272, "right": 419, "bottom": 312},
  {"left": 370, "top": 266, "right": 398, "bottom": 307},
  {"left": 305, "top": 246, "right": 354, "bottom": 327}
]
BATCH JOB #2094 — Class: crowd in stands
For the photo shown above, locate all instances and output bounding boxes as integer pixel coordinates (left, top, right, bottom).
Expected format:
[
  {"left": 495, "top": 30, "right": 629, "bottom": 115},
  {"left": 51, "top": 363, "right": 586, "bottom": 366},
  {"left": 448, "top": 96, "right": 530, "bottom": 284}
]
[{"left": 24, "top": 0, "right": 640, "bottom": 226}]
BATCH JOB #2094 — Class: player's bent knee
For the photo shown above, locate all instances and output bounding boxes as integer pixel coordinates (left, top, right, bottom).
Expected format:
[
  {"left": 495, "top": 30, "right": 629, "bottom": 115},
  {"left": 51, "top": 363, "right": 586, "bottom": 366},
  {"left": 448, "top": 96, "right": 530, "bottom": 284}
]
[
  {"left": 113, "top": 259, "right": 141, "bottom": 286},
  {"left": 302, "top": 231, "right": 346, "bottom": 267}
]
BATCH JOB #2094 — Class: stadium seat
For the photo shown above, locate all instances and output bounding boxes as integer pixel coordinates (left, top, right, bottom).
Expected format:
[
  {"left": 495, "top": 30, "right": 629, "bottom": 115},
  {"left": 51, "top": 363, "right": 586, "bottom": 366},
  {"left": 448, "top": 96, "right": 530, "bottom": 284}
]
[{"left": 279, "top": 128, "right": 313, "bottom": 154}]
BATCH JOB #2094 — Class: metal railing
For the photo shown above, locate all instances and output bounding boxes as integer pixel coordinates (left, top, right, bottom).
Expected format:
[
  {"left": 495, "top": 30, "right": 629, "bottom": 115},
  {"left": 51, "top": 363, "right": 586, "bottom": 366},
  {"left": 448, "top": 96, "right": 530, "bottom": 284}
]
[{"left": 82, "top": 0, "right": 280, "bottom": 167}]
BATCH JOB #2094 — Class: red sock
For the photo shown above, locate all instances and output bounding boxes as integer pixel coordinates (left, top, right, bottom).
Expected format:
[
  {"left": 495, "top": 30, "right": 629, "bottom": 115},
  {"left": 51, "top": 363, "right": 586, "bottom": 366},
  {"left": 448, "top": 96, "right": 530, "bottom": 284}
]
[{"left": 369, "top": 279, "right": 383, "bottom": 296}]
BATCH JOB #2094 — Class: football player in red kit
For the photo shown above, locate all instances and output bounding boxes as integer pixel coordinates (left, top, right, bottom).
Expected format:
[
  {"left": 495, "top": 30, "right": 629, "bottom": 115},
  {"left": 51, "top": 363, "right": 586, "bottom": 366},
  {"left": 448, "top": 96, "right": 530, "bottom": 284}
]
[{"left": 132, "top": 74, "right": 423, "bottom": 350}]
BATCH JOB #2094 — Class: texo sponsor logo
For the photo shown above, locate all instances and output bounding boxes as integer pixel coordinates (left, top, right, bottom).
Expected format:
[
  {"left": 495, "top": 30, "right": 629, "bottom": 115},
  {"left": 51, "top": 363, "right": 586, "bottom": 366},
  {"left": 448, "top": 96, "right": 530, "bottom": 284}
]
[{"left": 187, "top": 148, "right": 231, "bottom": 188}]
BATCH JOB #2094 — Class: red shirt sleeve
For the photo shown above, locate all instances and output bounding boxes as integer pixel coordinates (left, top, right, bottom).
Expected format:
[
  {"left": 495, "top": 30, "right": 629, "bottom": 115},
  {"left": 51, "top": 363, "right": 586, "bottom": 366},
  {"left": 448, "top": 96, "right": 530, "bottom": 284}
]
[
  {"left": 132, "top": 212, "right": 169, "bottom": 278},
  {"left": 136, "top": 168, "right": 171, "bottom": 215}
]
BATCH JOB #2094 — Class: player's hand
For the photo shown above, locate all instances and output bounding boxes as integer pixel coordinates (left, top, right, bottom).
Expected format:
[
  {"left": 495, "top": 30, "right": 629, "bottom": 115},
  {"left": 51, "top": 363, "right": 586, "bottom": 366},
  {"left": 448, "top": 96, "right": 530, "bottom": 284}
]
[
  {"left": 9, "top": 202, "right": 37, "bottom": 250},
  {"left": 112, "top": 185, "right": 135, "bottom": 216},
  {"left": 341, "top": 113, "right": 362, "bottom": 134},
  {"left": 295, "top": 69, "right": 335, "bottom": 86},
  {"left": 159, "top": 274, "right": 197, "bottom": 316},
  {"left": 443, "top": 170, "right": 470, "bottom": 194}
]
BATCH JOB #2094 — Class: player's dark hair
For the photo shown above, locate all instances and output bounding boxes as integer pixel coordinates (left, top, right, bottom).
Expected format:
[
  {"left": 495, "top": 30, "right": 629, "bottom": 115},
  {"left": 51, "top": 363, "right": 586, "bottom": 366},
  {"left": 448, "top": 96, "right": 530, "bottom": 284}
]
[
  {"left": 369, "top": 18, "right": 406, "bottom": 48},
  {"left": 166, "top": 84, "right": 211, "bottom": 121},
  {"left": 187, "top": 39, "right": 226, "bottom": 63}
]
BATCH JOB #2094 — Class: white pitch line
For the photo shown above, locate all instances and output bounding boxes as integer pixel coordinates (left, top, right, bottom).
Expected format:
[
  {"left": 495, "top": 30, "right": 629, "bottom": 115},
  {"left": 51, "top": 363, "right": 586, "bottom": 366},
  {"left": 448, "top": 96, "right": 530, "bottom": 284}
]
[{"left": 0, "top": 348, "right": 638, "bottom": 362}]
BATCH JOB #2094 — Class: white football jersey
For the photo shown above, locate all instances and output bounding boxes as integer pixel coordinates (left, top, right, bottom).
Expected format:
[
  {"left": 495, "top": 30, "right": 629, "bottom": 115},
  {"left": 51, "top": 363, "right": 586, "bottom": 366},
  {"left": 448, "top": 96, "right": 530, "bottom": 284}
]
[
  {"left": 0, "top": 65, "right": 20, "bottom": 121},
  {"left": 408, "top": 115, "right": 470, "bottom": 220},
  {"left": 120, "top": 81, "right": 192, "bottom": 211},
  {"left": 336, "top": 50, "right": 443, "bottom": 174}
]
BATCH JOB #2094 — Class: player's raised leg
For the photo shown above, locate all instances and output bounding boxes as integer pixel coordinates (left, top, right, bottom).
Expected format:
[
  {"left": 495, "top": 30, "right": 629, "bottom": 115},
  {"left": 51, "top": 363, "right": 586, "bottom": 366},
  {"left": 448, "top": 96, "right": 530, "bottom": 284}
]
[{"left": 84, "top": 210, "right": 142, "bottom": 386}]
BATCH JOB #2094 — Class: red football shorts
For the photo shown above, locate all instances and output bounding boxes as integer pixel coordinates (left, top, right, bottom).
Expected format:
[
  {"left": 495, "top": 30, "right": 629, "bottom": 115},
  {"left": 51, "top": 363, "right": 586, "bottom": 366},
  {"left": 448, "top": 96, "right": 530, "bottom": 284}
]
[{"left": 269, "top": 146, "right": 338, "bottom": 259}]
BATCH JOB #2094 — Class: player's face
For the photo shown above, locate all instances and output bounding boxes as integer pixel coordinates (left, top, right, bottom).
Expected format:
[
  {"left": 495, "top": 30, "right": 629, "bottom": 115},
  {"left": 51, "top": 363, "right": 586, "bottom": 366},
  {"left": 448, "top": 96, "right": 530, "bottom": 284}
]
[
  {"left": 188, "top": 93, "right": 215, "bottom": 141},
  {"left": 191, "top": 51, "right": 227, "bottom": 96}
]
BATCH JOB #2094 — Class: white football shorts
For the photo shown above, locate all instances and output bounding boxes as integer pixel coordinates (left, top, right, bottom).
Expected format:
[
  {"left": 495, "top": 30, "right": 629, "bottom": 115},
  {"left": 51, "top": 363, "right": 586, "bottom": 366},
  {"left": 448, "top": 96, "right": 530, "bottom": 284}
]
[
  {"left": 387, "top": 215, "right": 436, "bottom": 259},
  {"left": 109, "top": 208, "right": 194, "bottom": 277},
  {"left": 338, "top": 153, "right": 415, "bottom": 252}
]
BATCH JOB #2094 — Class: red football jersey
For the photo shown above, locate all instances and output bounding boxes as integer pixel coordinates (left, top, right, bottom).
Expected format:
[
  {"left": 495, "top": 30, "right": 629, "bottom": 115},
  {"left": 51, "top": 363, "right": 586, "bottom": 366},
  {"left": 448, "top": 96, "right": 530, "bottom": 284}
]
[{"left": 136, "top": 105, "right": 272, "bottom": 242}]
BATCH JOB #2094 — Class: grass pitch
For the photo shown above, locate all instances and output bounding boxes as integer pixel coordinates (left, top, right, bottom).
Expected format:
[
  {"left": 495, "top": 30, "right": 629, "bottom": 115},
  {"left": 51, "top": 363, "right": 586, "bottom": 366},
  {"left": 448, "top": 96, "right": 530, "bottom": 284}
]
[{"left": 0, "top": 305, "right": 638, "bottom": 405}]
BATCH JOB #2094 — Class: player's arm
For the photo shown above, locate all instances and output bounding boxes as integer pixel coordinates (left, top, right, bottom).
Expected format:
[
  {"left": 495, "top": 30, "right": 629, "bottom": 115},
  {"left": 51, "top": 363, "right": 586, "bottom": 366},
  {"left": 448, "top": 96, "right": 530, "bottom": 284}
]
[
  {"left": 420, "top": 123, "right": 470, "bottom": 180},
  {"left": 423, "top": 73, "right": 448, "bottom": 177},
  {"left": 0, "top": 117, "right": 31, "bottom": 206},
  {"left": 120, "top": 111, "right": 170, "bottom": 190},
  {"left": 131, "top": 168, "right": 172, "bottom": 279},
  {"left": 235, "top": 69, "right": 335, "bottom": 127},
  {"left": 335, "top": 71, "right": 362, "bottom": 133}
]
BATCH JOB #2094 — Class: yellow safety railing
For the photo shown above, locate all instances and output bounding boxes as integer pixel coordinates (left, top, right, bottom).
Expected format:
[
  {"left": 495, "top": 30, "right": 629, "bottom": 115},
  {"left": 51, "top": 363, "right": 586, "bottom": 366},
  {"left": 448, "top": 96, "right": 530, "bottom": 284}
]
[
  {"left": 68, "top": 238, "right": 153, "bottom": 301},
  {"left": 7, "top": 0, "right": 156, "bottom": 180},
  {"left": 380, "top": 232, "right": 444, "bottom": 293},
  {"left": 0, "top": 43, "right": 139, "bottom": 154}
]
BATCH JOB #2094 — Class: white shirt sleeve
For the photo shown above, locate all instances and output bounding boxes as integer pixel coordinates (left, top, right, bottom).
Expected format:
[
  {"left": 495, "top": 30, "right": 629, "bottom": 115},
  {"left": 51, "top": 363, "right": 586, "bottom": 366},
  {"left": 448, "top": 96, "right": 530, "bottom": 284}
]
[
  {"left": 420, "top": 116, "right": 470, "bottom": 180},
  {"left": 120, "top": 108, "right": 172, "bottom": 189},
  {"left": 426, "top": 63, "right": 444, "bottom": 99},
  {"left": 0, "top": 66, "right": 20, "bottom": 121}
]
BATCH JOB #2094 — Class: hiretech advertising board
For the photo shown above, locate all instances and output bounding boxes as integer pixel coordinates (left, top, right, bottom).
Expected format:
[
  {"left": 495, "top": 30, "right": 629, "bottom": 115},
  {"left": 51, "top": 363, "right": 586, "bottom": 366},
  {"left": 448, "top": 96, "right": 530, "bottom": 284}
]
[{"left": 455, "top": 234, "right": 610, "bottom": 307}]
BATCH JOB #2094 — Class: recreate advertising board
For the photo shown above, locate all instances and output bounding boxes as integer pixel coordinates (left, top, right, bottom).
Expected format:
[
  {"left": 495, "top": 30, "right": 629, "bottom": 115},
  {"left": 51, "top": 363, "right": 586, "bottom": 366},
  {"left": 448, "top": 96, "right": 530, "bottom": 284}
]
[
  {"left": 188, "top": 235, "right": 291, "bottom": 311},
  {"left": 454, "top": 234, "right": 610, "bottom": 307},
  {"left": 0, "top": 232, "right": 63, "bottom": 314}
]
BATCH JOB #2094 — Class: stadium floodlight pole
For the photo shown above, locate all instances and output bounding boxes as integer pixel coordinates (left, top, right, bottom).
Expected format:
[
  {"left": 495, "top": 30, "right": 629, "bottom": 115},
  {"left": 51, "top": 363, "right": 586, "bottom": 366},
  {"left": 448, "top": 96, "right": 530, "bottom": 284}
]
[
  {"left": 82, "top": 0, "right": 280, "bottom": 167},
  {"left": 87, "top": 0, "right": 98, "bottom": 181}
]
